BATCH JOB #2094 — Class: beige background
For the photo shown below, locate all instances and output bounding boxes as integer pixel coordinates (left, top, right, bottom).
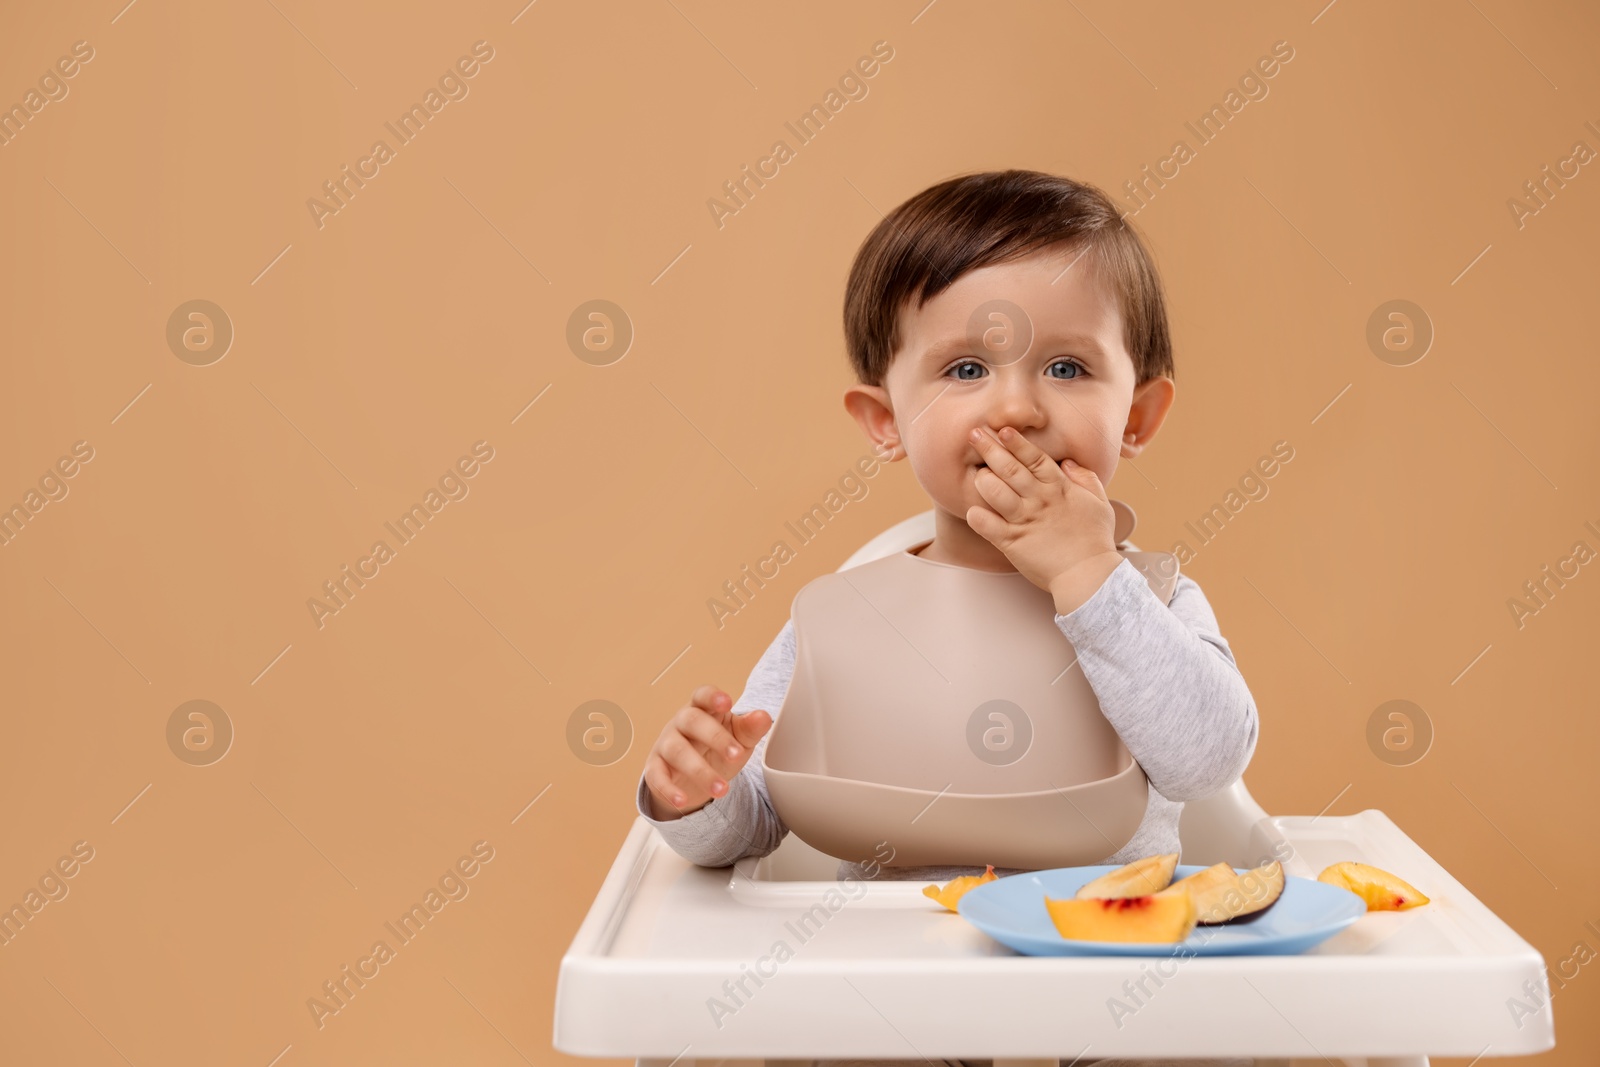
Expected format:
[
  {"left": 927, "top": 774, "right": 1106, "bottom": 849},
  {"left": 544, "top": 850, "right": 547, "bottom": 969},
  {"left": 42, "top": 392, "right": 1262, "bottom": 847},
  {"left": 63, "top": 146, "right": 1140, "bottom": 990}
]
[{"left": 1, "top": 0, "right": 1596, "bottom": 1064}]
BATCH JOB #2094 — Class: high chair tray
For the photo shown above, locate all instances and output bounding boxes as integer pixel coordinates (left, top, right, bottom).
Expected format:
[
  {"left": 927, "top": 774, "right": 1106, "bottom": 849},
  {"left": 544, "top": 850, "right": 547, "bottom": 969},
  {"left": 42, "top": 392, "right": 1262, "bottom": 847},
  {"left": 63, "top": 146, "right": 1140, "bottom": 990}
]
[{"left": 553, "top": 808, "right": 1554, "bottom": 1062}]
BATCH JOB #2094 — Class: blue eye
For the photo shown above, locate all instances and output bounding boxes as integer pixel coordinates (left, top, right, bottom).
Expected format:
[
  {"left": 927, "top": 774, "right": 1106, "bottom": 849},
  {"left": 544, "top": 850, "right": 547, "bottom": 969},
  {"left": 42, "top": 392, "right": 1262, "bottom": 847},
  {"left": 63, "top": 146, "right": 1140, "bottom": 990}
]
[{"left": 944, "top": 358, "right": 1085, "bottom": 380}]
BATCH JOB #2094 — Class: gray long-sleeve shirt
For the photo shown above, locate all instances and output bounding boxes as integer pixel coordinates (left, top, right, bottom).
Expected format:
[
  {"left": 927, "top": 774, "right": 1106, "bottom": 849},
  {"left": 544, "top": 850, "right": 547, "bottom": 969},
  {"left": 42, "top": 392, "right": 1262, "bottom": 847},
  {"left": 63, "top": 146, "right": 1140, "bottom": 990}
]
[{"left": 635, "top": 553, "right": 1259, "bottom": 883}]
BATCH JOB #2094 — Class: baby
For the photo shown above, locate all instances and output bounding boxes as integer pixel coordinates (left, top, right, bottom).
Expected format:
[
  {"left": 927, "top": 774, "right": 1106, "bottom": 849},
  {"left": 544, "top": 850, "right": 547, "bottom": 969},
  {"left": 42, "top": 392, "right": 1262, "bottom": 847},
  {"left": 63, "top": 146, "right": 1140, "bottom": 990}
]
[{"left": 636, "top": 169, "right": 1259, "bottom": 898}]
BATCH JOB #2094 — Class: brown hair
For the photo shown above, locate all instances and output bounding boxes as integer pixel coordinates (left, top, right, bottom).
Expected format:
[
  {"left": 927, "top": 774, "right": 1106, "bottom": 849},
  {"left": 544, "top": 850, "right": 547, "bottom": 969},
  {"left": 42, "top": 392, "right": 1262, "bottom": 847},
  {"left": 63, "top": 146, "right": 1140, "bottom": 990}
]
[{"left": 842, "top": 169, "right": 1174, "bottom": 387}]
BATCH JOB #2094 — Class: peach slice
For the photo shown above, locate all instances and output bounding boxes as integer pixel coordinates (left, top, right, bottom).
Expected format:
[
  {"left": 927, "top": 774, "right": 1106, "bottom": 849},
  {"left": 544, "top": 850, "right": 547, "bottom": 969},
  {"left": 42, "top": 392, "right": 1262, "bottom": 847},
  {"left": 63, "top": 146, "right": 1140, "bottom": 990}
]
[
  {"left": 1317, "top": 861, "right": 1429, "bottom": 911},
  {"left": 1073, "top": 852, "right": 1178, "bottom": 900},
  {"left": 923, "top": 864, "right": 997, "bottom": 912},
  {"left": 1046, "top": 884, "right": 1197, "bottom": 943},
  {"left": 1170, "top": 860, "right": 1285, "bottom": 923}
]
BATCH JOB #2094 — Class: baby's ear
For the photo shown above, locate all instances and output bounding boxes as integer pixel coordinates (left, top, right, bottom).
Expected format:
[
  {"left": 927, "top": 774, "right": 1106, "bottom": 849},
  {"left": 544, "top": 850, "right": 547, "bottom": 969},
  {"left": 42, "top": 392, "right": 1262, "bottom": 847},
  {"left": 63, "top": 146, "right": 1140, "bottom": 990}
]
[
  {"left": 1123, "top": 377, "right": 1177, "bottom": 457},
  {"left": 842, "top": 384, "right": 898, "bottom": 459}
]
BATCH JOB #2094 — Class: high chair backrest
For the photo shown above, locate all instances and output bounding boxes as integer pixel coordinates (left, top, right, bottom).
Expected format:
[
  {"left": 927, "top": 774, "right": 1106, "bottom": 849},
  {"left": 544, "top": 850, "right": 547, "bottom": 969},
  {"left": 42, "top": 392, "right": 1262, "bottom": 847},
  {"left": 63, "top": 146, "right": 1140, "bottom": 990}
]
[{"left": 833, "top": 509, "right": 1272, "bottom": 867}]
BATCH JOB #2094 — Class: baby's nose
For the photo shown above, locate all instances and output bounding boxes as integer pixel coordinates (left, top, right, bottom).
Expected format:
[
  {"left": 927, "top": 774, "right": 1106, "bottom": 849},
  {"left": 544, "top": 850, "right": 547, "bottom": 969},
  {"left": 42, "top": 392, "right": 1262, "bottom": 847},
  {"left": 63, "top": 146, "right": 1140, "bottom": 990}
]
[{"left": 986, "top": 387, "right": 1045, "bottom": 428}]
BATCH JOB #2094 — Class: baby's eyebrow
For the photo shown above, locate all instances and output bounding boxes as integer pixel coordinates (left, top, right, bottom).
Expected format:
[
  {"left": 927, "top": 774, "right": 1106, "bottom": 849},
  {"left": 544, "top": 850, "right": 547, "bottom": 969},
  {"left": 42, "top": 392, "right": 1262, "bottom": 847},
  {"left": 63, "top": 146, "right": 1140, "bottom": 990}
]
[
  {"left": 1051, "top": 334, "right": 1105, "bottom": 355},
  {"left": 920, "top": 338, "right": 971, "bottom": 365}
]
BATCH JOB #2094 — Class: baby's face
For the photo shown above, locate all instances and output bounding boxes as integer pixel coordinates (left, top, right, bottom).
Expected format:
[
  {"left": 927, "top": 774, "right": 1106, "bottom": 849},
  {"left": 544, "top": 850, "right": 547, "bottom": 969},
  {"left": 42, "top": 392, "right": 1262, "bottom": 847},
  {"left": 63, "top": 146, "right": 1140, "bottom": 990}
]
[{"left": 880, "top": 247, "right": 1143, "bottom": 519}]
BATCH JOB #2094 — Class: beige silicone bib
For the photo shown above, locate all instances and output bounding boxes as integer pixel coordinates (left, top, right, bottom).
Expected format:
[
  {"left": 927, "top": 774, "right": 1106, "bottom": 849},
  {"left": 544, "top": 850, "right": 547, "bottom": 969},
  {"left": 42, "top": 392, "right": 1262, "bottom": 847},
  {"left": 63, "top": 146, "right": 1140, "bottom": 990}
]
[{"left": 762, "top": 502, "right": 1179, "bottom": 869}]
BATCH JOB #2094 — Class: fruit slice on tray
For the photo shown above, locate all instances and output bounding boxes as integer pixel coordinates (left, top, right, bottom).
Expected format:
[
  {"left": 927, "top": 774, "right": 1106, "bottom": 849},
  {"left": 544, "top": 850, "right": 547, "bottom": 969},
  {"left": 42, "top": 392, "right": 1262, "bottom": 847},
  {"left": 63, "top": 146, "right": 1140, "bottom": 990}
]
[
  {"left": 1318, "top": 861, "right": 1430, "bottom": 910},
  {"left": 1170, "top": 859, "right": 1286, "bottom": 924},
  {"left": 923, "top": 864, "right": 998, "bottom": 912},
  {"left": 1045, "top": 883, "right": 1198, "bottom": 943},
  {"left": 1072, "top": 852, "right": 1178, "bottom": 900}
]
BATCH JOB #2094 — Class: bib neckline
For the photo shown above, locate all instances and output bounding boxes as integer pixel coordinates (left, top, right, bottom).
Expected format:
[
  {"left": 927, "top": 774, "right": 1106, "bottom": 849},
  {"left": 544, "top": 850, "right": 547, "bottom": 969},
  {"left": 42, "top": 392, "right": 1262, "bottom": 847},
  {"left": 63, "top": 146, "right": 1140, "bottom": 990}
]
[{"left": 901, "top": 538, "right": 1034, "bottom": 577}]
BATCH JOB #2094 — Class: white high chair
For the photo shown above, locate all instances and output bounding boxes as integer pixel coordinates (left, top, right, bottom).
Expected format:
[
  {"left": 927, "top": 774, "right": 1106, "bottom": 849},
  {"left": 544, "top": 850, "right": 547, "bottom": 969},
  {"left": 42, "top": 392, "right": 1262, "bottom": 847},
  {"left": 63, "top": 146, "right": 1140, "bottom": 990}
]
[{"left": 555, "top": 510, "right": 1555, "bottom": 1067}]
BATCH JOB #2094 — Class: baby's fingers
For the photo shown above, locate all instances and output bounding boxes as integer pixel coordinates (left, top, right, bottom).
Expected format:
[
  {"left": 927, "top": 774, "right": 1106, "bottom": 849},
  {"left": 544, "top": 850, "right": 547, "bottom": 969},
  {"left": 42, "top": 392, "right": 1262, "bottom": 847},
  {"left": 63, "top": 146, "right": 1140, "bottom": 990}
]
[
  {"left": 995, "top": 426, "right": 1065, "bottom": 481},
  {"left": 688, "top": 684, "right": 732, "bottom": 715},
  {"left": 675, "top": 704, "right": 745, "bottom": 770},
  {"left": 1061, "top": 457, "right": 1109, "bottom": 500},
  {"left": 645, "top": 751, "right": 692, "bottom": 809},
  {"left": 731, "top": 709, "right": 773, "bottom": 749},
  {"left": 661, "top": 729, "right": 731, "bottom": 799}
]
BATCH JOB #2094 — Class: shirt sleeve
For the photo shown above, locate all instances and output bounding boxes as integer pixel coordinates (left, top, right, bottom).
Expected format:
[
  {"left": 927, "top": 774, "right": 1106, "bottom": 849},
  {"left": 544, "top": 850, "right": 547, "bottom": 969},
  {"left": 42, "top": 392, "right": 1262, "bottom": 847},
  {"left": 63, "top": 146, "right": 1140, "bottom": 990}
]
[
  {"left": 633, "top": 619, "right": 796, "bottom": 867},
  {"left": 1053, "top": 556, "right": 1259, "bottom": 802}
]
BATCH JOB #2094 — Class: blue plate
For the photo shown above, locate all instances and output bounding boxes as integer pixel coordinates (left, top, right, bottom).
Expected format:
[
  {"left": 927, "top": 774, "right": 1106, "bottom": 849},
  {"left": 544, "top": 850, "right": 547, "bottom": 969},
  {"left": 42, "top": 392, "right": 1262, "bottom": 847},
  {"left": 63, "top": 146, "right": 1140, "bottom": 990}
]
[{"left": 956, "top": 863, "right": 1366, "bottom": 956}]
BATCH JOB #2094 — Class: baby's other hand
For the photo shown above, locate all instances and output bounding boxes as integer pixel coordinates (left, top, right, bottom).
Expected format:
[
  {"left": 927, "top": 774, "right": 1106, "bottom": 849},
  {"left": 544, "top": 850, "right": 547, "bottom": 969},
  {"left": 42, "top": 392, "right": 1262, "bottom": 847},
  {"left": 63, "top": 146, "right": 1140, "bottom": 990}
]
[{"left": 644, "top": 684, "right": 773, "bottom": 821}]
